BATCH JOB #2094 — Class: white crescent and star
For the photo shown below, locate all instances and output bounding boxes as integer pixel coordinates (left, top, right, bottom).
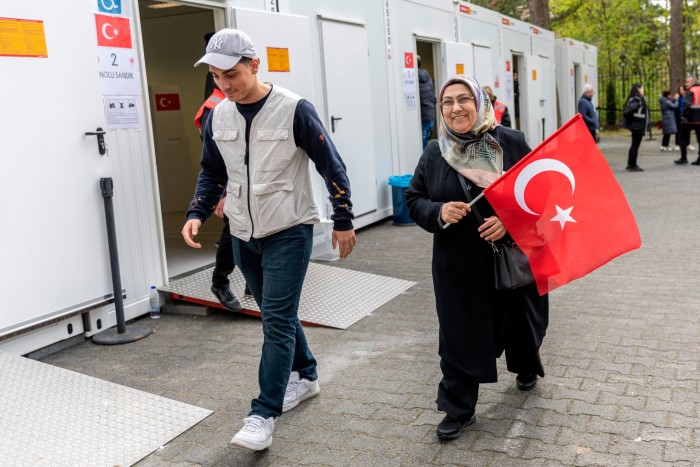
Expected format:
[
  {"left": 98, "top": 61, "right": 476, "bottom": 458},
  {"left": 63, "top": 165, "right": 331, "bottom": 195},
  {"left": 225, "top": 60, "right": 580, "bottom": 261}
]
[
  {"left": 101, "top": 23, "right": 119, "bottom": 41},
  {"left": 513, "top": 158, "right": 577, "bottom": 230},
  {"left": 159, "top": 97, "right": 170, "bottom": 108}
]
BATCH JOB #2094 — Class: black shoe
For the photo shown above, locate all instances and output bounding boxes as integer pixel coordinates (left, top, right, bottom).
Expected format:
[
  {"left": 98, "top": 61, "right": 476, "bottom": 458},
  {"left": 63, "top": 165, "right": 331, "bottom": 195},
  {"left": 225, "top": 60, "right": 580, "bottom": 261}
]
[
  {"left": 211, "top": 286, "right": 242, "bottom": 312},
  {"left": 244, "top": 284, "right": 252, "bottom": 296},
  {"left": 516, "top": 374, "right": 538, "bottom": 391},
  {"left": 692, "top": 159, "right": 700, "bottom": 166},
  {"left": 436, "top": 414, "right": 476, "bottom": 440},
  {"left": 674, "top": 158, "right": 688, "bottom": 165},
  {"left": 625, "top": 165, "right": 644, "bottom": 172}
]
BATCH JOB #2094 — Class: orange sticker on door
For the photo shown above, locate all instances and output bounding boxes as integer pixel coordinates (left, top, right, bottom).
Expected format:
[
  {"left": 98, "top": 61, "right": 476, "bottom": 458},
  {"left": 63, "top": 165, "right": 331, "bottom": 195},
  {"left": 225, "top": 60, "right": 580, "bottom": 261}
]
[
  {"left": 456, "top": 64, "right": 464, "bottom": 75},
  {"left": 267, "top": 47, "right": 290, "bottom": 72},
  {"left": 0, "top": 17, "right": 48, "bottom": 58}
]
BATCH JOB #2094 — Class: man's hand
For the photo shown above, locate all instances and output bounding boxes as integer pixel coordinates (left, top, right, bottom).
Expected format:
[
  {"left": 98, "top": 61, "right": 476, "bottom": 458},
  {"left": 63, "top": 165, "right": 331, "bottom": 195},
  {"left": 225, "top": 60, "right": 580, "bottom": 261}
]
[
  {"left": 332, "top": 229, "right": 356, "bottom": 259},
  {"left": 214, "top": 196, "right": 226, "bottom": 218},
  {"left": 182, "top": 219, "right": 203, "bottom": 248}
]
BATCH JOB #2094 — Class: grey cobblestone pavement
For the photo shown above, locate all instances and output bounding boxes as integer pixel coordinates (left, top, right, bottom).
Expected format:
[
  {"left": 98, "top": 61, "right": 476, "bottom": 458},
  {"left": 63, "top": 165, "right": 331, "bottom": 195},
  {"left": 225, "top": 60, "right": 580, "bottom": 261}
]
[{"left": 42, "top": 133, "right": 699, "bottom": 466}]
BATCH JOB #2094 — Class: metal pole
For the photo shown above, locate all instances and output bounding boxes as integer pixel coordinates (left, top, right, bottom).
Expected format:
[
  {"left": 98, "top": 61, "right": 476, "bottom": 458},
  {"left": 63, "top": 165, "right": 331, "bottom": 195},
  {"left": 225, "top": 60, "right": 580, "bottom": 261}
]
[
  {"left": 92, "top": 177, "right": 152, "bottom": 345},
  {"left": 101, "top": 178, "right": 127, "bottom": 334}
]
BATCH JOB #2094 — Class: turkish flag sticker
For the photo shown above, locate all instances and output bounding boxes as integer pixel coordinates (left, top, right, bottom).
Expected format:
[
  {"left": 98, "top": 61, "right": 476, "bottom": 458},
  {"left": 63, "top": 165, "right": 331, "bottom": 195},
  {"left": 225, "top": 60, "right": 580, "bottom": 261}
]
[
  {"left": 155, "top": 94, "right": 181, "bottom": 111},
  {"left": 95, "top": 14, "right": 132, "bottom": 49}
]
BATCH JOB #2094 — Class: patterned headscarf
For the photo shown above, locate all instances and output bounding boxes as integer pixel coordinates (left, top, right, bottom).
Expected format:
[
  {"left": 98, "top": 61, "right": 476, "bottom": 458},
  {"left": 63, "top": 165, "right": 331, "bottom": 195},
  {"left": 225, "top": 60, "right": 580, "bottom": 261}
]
[{"left": 438, "top": 75, "right": 503, "bottom": 187}]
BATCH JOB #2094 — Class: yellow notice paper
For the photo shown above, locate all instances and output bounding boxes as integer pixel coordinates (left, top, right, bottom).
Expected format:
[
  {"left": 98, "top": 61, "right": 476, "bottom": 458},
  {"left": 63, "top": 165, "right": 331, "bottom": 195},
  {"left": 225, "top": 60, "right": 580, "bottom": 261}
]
[
  {"left": 455, "top": 63, "right": 464, "bottom": 75},
  {"left": 0, "top": 17, "right": 48, "bottom": 58},
  {"left": 266, "top": 47, "right": 290, "bottom": 72}
]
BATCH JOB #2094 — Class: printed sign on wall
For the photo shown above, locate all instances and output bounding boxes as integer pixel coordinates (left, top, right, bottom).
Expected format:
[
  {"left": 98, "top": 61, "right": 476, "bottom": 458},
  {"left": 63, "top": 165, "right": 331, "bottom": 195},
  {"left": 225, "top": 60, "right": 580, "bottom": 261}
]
[{"left": 0, "top": 17, "right": 48, "bottom": 58}]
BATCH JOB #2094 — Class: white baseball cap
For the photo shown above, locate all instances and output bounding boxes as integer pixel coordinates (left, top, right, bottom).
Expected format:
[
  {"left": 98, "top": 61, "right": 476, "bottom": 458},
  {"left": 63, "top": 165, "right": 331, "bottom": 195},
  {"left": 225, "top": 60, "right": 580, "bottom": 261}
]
[{"left": 194, "top": 28, "right": 256, "bottom": 69}]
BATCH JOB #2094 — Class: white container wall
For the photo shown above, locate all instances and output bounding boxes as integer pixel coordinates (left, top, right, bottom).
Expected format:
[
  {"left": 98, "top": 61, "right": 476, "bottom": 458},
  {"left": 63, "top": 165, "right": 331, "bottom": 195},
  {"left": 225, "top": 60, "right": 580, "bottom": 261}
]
[{"left": 556, "top": 38, "right": 598, "bottom": 127}]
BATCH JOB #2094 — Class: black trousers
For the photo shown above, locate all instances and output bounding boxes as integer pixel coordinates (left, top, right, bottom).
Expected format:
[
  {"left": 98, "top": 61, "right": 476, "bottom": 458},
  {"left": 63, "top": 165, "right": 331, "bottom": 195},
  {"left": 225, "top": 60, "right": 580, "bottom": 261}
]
[
  {"left": 212, "top": 216, "right": 235, "bottom": 289},
  {"left": 436, "top": 358, "right": 479, "bottom": 422},
  {"left": 627, "top": 129, "right": 645, "bottom": 167},
  {"left": 679, "top": 124, "right": 700, "bottom": 159}
]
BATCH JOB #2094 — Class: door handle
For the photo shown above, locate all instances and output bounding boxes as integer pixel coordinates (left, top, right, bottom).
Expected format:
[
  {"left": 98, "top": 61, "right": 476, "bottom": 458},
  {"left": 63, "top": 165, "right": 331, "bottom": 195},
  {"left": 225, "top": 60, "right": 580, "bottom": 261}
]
[
  {"left": 331, "top": 116, "right": 343, "bottom": 133},
  {"left": 85, "top": 127, "right": 107, "bottom": 155}
]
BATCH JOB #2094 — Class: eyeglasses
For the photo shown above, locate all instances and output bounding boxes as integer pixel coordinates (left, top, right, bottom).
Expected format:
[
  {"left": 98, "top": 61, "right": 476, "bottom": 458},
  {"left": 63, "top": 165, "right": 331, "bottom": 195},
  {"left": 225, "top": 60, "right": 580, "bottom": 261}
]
[{"left": 440, "top": 95, "right": 475, "bottom": 109}]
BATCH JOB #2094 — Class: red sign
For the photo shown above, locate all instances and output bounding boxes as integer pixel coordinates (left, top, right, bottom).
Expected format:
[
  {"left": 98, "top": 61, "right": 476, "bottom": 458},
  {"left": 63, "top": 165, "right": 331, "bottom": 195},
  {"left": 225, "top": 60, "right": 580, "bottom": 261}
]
[
  {"left": 155, "top": 93, "right": 181, "bottom": 111},
  {"left": 505, "top": 61, "right": 511, "bottom": 72},
  {"left": 459, "top": 5, "right": 471, "bottom": 14},
  {"left": 483, "top": 115, "right": 641, "bottom": 295},
  {"left": 502, "top": 18, "right": 511, "bottom": 26},
  {"left": 404, "top": 52, "right": 414, "bottom": 68},
  {"left": 95, "top": 14, "right": 132, "bottom": 49}
]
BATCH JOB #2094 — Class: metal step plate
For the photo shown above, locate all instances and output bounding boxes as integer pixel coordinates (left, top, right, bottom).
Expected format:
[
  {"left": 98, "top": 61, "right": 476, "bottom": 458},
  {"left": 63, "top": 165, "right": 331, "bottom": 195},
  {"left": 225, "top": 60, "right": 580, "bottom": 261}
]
[
  {"left": 0, "top": 351, "right": 212, "bottom": 467},
  {"left": 161, "top": 263, "right": 416, "bottom": 329}
]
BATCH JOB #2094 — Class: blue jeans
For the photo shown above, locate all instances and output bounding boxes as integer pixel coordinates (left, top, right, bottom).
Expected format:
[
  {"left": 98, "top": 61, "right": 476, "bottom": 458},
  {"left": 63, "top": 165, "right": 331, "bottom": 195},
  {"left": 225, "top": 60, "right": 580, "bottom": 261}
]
[
  {"left": 422, "top": 120, "right": 435, "bottom": 150},
  {"left": 232, "top": 224, "right": 317, "bottom": 419}
]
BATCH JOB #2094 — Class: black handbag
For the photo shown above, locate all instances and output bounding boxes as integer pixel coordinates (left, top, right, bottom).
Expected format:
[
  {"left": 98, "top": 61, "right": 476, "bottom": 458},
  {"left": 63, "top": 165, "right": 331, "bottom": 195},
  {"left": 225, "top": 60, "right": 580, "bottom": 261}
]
[
  {"left": 457, "top": 174, "right": 534, "bottom": 290},
  {"left": 491, "top": 241, "right": 535, "bottom": 290}
]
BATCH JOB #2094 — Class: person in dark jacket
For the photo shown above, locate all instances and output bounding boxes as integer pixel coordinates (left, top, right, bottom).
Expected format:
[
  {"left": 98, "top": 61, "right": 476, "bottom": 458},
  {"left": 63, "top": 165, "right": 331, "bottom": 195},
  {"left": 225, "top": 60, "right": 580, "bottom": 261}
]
[
  {"left": 676, "top": 75, "right": 700, "bottom": 165},
  {"left": 405, "top": 74, "right": 549, "bottom": 442},
  {"left": 622, "top": 83, "right": 649, "bottom": 171},
  {"left": 417, "top": 55, "right": 437, "bottom": 150},
  {"left": 658, "top": 90, "right": 678, "bottom": 152},
  {"left": 578, "top": 83, "right": 598, "bottom": 142}
]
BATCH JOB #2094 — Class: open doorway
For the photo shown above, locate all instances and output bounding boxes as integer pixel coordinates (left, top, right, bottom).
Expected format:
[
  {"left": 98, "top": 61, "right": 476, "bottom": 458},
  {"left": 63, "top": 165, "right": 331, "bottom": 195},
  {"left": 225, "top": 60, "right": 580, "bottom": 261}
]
[
  {"left": 512, "top": 55, "right": 522, "bottom": 130},
  {"left": 137, "top": 0, "right": 225, "bottom": 278},
  {"left": 416, "top": 40, "right": 439, "bottom": 149}
]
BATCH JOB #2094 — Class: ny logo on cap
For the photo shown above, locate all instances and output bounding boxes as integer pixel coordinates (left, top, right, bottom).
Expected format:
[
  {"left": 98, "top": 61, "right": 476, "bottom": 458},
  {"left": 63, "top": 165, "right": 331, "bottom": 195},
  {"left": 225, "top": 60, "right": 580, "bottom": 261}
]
[{"left": 210, "top": 36, "right": 224, "bottom": 50}]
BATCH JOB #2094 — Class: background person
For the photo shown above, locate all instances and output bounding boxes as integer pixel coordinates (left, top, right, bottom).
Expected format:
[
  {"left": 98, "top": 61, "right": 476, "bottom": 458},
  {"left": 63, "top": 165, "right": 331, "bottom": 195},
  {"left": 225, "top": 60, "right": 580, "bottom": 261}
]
[
  {"left": 192, "top": 33, "right": 244, "bottom": 312},
  {"left": 417, "top": 55, "right": 437, "bottom": 149},
  {"left": 658, "top": 89, "right": 678, "bottom": 152},
  {"left": 622, "top": 83, "right": 649, "bottom": 172},
  {"left": 676, "top": 75, "right": 700, "bottom": 165},
  {"left": 578, "top": 83, "right": 599, "bottom": 142},
  {"left": 182, "top": 28, "right": 356, "bottom": 451},
  {"left": 405, "top": 74, "right": 549, "bottom": 442},
  {"left": 483, "top": 85, "right": 511, "bottom": 127}
]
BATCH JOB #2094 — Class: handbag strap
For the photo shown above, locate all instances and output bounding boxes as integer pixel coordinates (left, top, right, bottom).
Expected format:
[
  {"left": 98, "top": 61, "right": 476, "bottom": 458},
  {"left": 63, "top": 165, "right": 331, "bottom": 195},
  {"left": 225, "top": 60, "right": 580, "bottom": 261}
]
[{"left": 457, "top": 174, "right": 484, "bottom": 225}]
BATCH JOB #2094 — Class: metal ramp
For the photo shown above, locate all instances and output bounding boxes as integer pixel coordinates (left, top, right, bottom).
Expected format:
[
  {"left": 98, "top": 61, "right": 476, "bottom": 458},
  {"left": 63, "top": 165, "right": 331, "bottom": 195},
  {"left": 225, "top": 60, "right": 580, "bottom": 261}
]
[
  {"left": 161, "top": 263, "right": 416, "bottom": 329},
  {"left": 0, "top": 351, "right": 212, "bottom": 467}
]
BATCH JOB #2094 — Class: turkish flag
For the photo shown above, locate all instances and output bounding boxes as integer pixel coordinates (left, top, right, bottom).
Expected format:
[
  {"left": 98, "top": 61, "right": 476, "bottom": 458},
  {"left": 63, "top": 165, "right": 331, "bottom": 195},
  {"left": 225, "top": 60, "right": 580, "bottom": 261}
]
[
  {"left": 155, "top": 94, "right": 181, "bottom": 111},
  {"left": 95, "top": 14, "right": 132, "bottom": 49},
  {"left": 483, "top": 114, "right": 641, "bottom": 295}
]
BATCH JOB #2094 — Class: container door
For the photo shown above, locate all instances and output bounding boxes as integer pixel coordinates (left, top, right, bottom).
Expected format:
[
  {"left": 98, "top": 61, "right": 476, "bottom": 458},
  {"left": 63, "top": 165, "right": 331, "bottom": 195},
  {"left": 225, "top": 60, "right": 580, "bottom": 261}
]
[
  {"left": 472, "top": 45, "right": 495, "bottom": 90},
  {"left": 521, "top": 54, "right": 545, "bottom": 146},
  {"left": 442, "top": 40, "right": 474, "bottom": 79},
  {"left": 0, "top": 1, "right": 114, "bottom": 336},
  {"left": 320, "top": 19, "right": 378, "bottom": 217}
]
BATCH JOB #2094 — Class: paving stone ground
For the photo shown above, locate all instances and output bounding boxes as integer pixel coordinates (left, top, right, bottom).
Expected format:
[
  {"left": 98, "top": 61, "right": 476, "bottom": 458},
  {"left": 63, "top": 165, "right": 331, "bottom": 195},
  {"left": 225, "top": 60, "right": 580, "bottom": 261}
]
[{"left": 42, "top": 132, "right": 699, "bottom": 466}]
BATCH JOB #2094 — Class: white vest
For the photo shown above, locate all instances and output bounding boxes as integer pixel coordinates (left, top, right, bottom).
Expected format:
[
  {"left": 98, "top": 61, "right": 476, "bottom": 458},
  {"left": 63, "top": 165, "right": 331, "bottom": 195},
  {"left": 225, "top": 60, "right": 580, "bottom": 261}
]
[{"left": 212, "top": 86, "right": 319, "bottom": 241}]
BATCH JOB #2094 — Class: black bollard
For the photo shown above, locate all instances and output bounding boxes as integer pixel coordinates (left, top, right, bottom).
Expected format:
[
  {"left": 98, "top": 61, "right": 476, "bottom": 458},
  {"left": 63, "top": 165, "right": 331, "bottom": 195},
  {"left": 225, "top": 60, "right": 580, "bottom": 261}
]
[{"left": 93, "top": 177, "right": 152, "bottom": 345}]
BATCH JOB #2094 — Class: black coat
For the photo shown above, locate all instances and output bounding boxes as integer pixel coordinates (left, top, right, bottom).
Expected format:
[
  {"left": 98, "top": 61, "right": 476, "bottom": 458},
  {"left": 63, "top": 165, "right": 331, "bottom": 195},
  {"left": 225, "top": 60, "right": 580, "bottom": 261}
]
[{"left": 405, "top": 126, "right": 549, "bottom": 382}]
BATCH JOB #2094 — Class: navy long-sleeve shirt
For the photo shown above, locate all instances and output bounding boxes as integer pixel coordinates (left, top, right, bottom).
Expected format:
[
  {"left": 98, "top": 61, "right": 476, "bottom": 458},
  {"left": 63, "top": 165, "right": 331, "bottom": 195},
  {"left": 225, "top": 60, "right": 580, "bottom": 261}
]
[{"left": 186, "top": 93, "right": 354, "bottom": 232}]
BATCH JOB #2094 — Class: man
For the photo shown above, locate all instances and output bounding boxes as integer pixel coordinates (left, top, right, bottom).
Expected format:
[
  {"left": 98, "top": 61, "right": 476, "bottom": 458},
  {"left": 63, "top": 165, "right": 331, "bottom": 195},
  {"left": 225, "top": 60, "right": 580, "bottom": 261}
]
[
  {"left": 417, "top": 55, "right": 436, "bottom": 150},
  {"left": 675, "top": 75, "right": 700, "bottom": 165},
  {"left": 483, "top": 85, "right": 512, "bottom": 127},
  {"left": 578, "top": 83, "right": 599, "bottom": 142},
  {"left": 182, "top": 28, "right": 356, "bottom": 451}
]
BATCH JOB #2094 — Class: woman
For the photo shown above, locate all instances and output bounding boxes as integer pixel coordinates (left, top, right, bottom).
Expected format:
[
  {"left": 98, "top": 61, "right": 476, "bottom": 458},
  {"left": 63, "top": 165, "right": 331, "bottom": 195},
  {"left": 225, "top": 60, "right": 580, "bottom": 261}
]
[
  {"left": 658, "top": 90, "right": 678, "bottom": 152},
  {"left": 405, "top": 75, "right": 549, "bottom": 441},
  {"left": 622, "top": 83, "right": 649, "bottom": 171}
]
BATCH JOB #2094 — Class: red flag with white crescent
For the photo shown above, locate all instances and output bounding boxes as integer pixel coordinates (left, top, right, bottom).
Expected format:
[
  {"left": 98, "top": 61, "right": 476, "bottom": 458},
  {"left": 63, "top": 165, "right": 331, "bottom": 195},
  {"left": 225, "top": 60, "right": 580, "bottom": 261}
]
[
  {"left": 155, "top": 93, "right": 181, "bottom": 111},
  {"left": 482, "top": 114, "right": 641, "bottom": 295},
  {"left": 95, "top": 14, "right": 132, "bottom": 49}
]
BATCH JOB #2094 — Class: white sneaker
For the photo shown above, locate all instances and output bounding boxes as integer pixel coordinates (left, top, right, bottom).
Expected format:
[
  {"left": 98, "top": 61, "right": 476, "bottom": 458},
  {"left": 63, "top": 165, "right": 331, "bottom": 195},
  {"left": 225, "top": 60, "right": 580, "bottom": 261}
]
[
  {"left": 230, "top": 415, "right": 274, "bottom": 450},
  {"left": 689, "top": 144, "right": 696, "bottom": 151},
  {"left": 283, "top": 371, "right": 320, "bottom": 412},
  {"left": 660, "top": 146, "right": 669, "bottom": 151},
  {"left": 674, "top": 145, "right": 681, "bottom": 151}
]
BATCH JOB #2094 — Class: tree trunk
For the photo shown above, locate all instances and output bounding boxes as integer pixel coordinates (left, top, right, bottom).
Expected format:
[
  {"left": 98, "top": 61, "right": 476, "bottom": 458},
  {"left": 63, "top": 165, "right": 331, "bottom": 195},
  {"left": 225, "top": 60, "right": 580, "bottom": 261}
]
[
  {"left": 670, "top": 0, "right": 684, "bottom": 91},
  {"left": 528, "top": 0, "right": 551, "bottom": 30}
]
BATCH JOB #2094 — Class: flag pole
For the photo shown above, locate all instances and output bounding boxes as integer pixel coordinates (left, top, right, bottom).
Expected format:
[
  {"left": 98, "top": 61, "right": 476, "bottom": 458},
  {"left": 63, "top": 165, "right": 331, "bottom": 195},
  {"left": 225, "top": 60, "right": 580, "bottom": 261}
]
[{"left": 468, "top": 192, "right": 484, "bottom": 207}]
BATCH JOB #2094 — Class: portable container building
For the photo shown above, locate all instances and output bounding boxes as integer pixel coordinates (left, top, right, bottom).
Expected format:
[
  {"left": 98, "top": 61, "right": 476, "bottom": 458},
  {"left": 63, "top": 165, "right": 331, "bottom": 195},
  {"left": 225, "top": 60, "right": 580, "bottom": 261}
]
[{"left": 555, "top": 38, "right": 599, "bottom": 126}]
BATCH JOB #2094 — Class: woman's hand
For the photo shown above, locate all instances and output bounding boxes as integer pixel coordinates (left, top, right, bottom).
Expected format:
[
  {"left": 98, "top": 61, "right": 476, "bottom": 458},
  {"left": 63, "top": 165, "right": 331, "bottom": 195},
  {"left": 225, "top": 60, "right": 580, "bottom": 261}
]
[
  {"left": 441, "top": 201, "right": 471, "bottom": 224},
  {"left": 478, "top": 216, "right": 507, "bottom": 242}
]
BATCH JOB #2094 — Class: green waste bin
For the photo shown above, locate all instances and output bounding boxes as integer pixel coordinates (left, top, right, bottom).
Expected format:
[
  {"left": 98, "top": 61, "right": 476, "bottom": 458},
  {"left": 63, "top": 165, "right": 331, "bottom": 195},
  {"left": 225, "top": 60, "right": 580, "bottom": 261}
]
[{"left": 388, "top": 174, "right": 414, "bottom": 226}]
